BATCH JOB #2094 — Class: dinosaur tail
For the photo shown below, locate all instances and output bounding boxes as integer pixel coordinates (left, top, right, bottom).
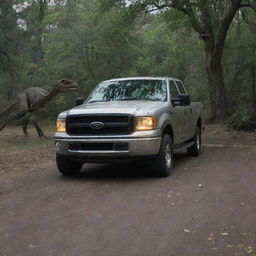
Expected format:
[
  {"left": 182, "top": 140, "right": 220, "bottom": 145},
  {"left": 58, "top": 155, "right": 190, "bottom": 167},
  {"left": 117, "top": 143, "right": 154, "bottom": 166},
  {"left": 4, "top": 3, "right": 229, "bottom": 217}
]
[{"left": 0, "top": 102, "right": 18, "bottom": 119}]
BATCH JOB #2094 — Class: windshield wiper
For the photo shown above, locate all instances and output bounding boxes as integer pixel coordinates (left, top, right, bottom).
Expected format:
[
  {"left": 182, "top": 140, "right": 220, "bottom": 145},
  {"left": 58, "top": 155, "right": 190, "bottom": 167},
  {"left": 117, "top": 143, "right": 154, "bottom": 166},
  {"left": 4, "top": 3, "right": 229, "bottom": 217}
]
[
  {"left": 116, "top": 97, "right": 141, "bottom": 101},
  {"left": 116, "top": 98, "right": 160, "bottom": 101},
  {"left": 87, "top": 100, "right": 108, "bottom": 103},
  {"left": 88, "top": 98, "right": 162, "bottom": 103}
]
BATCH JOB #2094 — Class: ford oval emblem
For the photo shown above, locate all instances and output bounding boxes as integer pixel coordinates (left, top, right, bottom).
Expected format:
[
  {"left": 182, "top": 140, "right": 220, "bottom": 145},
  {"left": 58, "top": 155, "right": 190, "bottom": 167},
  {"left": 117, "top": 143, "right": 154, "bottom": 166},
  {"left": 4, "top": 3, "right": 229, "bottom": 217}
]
[{"left": 90, "top": 121, "right": 104, "bottom": 130}]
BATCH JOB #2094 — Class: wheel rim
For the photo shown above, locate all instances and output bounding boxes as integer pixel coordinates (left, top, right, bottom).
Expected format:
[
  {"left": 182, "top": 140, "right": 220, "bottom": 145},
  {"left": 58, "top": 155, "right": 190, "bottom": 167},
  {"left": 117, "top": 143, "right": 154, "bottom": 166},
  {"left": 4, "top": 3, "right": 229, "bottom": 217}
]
[
  {"left": 196, "top": 130, "right": 201, "bottom": 150},
  {"left": 165, "top": 143, "right": 172, "bottom": 168}
]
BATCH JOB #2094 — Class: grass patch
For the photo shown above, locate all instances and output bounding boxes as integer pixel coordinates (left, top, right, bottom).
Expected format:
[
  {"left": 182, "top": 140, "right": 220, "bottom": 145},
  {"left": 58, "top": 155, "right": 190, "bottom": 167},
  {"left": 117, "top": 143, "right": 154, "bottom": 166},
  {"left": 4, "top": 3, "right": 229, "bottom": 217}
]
[{"left": 0, "top": 124, "right": 55, "bottom": 153}]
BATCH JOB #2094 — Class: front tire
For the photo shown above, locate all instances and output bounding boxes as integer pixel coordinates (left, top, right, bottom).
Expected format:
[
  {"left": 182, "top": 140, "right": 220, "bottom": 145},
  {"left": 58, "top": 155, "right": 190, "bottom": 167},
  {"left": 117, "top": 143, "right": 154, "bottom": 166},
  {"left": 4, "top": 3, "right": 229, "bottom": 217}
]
[
  {"left": 56, "top": 154, "right": 83, "bottom": 176},
  {"left": 187, "top": 126, "right": 201, "bottom": 156},
  {"left": 153, "top": 134, "right": 173, "bottom": 177}
]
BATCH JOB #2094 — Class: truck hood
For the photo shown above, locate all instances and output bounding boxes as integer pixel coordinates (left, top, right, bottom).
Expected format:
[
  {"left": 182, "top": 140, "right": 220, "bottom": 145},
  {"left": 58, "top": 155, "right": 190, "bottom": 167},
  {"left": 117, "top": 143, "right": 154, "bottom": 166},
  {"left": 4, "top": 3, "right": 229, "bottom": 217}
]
[{"left": 65, "top": 101, "right": 167, "bottom": 116}]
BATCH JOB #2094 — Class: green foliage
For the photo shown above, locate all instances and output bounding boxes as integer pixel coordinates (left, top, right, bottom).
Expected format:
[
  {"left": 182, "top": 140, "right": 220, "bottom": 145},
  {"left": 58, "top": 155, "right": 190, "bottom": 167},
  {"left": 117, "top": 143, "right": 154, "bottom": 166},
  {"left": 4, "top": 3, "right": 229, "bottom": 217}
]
[
  {"left": 0, "top": 0, "right": 256, "bottom": 129},
  {"left": 226, "top": 108, "right": 256, "bottom": 131}
]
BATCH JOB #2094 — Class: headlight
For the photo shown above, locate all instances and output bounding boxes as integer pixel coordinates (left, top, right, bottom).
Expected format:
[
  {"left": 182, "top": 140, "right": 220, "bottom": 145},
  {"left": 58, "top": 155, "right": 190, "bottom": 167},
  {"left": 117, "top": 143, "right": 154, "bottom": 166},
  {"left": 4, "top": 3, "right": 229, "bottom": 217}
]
[
  {"left": 56, "top": 118, "right": 66, "bottom": 132},
  {"left": 135, "top": 116, "right": 157, "bottom": 131}
]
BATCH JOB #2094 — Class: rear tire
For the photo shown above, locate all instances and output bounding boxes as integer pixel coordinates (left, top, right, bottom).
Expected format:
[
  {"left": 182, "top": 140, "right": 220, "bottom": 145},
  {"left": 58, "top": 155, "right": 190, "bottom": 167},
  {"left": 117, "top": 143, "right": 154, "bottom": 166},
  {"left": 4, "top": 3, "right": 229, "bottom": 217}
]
[
  {"left": 152, "top": 134, "right": 173, "bottom": 177},
  {"left": 187, "top": 126, "right": 201, "bottom": 156},
  {"left": 56, "top": 154, "right": 83, "bottom": 176}
]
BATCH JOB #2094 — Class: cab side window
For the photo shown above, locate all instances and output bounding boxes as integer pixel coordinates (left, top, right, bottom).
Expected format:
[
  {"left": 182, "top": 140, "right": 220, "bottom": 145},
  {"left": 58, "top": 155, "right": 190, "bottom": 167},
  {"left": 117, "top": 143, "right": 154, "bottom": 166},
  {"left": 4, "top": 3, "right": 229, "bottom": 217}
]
[
  {"left": 169, "top": 80, "right": 179, "bottom": 99},
  {"left": 175, "top": 81, "right": 187, "bottom": 94}
]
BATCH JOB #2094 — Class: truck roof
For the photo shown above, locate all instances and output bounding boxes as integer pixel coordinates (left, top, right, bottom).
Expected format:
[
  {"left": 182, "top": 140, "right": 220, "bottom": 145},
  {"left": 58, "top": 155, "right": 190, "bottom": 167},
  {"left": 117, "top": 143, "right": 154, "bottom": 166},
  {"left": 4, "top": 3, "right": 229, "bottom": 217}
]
[{"left": 103, "top": 77, "right": 180, "bottom": 82}]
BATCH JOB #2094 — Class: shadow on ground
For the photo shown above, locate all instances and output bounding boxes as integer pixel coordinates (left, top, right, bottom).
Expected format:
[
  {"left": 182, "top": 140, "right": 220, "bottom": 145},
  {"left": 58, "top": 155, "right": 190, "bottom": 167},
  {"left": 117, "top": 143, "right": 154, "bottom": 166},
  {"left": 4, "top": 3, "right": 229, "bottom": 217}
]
[{"left": 59, "top": 151, "right": 193, "bottom": 182}]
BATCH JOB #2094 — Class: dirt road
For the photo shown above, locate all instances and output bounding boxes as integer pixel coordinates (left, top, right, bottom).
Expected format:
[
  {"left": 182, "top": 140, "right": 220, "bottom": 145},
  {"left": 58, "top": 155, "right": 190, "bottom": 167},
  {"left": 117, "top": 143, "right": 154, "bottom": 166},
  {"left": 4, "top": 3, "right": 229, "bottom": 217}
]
[{"left": 0, "top": 126, "right": 256, "bottom": 256}]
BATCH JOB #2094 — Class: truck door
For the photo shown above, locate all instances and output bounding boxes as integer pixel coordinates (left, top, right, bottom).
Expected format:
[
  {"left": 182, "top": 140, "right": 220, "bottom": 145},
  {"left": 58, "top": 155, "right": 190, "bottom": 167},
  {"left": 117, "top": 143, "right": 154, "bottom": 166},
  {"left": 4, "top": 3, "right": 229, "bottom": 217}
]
[
  {"left": 168, "top": 79, "right": 185, "bottom": 144},
  {"left": 175, "top": 80, "right": 194, "bottom": 140}
]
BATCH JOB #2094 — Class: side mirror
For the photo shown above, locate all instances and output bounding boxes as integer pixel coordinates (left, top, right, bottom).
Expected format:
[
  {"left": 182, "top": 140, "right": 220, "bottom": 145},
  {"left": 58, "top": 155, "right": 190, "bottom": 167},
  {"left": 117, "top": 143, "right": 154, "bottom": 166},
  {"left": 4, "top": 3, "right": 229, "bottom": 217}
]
[
  {"left": 76, "top": 97, "right": 84, "bottom": 106},
  {"left": 179, "top": 94, "right": 190, "bottom": 106}
]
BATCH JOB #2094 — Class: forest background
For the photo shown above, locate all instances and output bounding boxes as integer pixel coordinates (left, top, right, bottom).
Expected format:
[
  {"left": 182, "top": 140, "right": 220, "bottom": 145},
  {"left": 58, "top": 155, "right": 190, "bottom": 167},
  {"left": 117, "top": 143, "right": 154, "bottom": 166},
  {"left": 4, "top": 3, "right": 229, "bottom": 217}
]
[{"left": 0, "top": 0, "right": 256, "bottom": 130}]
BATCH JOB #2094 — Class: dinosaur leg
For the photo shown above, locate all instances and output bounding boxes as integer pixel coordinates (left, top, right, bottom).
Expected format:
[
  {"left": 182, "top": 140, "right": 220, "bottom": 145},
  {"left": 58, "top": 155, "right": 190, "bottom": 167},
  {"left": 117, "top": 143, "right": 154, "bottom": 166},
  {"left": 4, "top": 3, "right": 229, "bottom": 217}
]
[
  {"left": 22, "top": 120, "right": 29, "bottom": 137},
  {"left": 34, "top": 122, "right": 45, "bottom": 138},
  {"left": 1, "top": 92, "right": 29, "bottom": 131}
]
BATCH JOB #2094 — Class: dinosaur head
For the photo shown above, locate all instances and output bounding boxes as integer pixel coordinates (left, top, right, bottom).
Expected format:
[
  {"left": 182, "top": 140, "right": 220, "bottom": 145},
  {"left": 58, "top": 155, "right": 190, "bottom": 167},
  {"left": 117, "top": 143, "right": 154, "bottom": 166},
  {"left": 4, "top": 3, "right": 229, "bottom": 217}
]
[{"left": 55, "top": 80, "right": 78, "bottom": 92}]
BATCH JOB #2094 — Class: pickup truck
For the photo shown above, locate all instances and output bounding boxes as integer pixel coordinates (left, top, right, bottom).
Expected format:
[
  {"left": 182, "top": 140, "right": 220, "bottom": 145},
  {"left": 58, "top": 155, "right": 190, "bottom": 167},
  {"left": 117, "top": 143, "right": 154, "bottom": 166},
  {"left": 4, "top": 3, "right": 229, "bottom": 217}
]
[{"left": 55, "top": 77, "right": 202, "bottom": 177}]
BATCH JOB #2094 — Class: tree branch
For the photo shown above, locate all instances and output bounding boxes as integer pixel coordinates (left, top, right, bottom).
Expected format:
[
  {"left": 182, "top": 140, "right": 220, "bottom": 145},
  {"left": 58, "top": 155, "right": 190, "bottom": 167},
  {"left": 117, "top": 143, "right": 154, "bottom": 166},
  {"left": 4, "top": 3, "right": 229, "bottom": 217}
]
[
  {"left": 171, "top": 0, "right": 205, "bottom": 34},
  {"left": 214, "top": 0, "right": 242, "bottom": 60}
]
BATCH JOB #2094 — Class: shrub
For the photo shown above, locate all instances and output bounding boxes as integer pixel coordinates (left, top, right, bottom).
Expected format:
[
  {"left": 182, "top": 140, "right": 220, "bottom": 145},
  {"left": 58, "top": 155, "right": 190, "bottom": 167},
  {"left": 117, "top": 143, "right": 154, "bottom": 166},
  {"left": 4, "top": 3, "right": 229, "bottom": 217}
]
[{"left": 226, "top": 109, "right": 256, "bottom": 131}]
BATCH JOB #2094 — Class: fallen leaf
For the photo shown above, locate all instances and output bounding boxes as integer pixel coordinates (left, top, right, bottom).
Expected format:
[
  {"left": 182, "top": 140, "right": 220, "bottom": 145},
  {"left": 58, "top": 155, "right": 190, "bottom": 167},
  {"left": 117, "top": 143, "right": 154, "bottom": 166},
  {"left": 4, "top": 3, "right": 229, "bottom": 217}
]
[
  {"left": 28, "top": 244, "right": 36, "bottom": 249},
  {"left": 241, "top": 233, "right": 248, "bottom": 237},
  {"left": 245, "top": 246, "right": 253, "bottom": 254},
  {"left": 221, "top": 232, "right": 229, "bottom": 236},
  {"left": 208, "top": 237, "right": 213, "bottom": 241},
  {"left": 226, "top": 244, "right": 233, "bottom": 248},
  {"left": 198, "top": 184, "right": 203, "bottom": 188},
  {"left": 170, "top": 203, "right": 175, "bottom": 206},
  {"left": 184, "top": 229, "right": 191, "bottom": 233}
]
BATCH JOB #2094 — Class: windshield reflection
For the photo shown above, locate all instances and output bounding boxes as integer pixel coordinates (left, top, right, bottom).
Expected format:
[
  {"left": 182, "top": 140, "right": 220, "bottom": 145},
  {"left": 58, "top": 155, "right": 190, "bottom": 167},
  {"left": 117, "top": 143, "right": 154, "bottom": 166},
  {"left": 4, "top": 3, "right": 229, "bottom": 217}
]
[{"left": 87, "top": 80, "right": 167, "bottom": 103}]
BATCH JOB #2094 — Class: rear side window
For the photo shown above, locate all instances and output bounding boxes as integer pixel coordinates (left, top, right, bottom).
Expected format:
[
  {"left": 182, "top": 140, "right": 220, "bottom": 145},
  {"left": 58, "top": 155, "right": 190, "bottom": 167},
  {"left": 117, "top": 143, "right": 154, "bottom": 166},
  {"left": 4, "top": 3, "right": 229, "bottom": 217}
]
[
  {"left": 169, "top": 80, "right": 179, "bottom": 99},
  {"left": 175, "top": 81, "right": 187, "bottom": 94}
]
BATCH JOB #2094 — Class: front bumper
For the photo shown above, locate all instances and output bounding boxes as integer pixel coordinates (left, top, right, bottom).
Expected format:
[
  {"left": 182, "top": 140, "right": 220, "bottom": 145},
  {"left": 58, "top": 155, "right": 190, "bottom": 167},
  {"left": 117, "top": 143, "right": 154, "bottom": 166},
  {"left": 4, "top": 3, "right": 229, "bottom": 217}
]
[{"left": 54, "top": 130, "right": 161, "bottom": 160}]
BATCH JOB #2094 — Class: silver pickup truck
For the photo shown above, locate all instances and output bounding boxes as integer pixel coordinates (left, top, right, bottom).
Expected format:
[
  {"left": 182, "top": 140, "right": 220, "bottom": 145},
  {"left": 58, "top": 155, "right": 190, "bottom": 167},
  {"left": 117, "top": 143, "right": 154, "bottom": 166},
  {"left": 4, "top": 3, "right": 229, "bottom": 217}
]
[{"left": 55, "top": 77, "right": 202, "bottom": 177}]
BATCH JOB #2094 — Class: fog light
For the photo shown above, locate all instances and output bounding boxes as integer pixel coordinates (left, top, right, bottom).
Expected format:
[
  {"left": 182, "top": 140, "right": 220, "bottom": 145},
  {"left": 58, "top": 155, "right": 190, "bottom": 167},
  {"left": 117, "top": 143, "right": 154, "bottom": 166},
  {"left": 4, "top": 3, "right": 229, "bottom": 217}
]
[{"left": 56, "top": 142, "right": 61, "bottom": 151}]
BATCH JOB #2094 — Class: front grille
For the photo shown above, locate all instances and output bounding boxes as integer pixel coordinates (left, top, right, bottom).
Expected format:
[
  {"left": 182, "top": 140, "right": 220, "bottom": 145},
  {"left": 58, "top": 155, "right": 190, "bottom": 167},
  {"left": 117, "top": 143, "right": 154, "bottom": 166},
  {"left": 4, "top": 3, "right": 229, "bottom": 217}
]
[
  {"left": 66, "top": 114, "right": 134, "bottom": 135},
  {"left": 69, "top": 142, "right": 129, "bottom": 151}
]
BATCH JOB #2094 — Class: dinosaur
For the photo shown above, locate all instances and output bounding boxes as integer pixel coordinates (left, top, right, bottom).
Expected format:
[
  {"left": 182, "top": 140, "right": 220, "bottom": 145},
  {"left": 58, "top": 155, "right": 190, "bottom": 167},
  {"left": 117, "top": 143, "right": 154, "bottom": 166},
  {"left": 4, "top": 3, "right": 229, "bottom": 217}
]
[{"left": 0, "top": 80, "right": 77, "bottom": 137}]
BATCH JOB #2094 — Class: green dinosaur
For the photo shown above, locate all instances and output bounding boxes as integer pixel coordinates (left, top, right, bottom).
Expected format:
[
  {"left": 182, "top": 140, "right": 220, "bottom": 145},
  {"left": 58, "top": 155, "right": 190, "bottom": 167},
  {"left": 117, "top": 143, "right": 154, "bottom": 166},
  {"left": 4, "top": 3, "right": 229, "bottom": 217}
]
[{"left": 0, "top": 80, "right": 77, "bottom": 137}]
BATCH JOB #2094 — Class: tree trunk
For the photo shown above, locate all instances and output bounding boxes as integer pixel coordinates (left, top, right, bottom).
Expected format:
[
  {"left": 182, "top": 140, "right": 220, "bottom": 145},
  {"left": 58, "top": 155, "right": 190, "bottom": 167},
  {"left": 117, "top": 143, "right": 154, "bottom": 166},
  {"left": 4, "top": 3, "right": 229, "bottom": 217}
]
[
  {"left": 204, "top": 38, "right": 228, "bottom": 121},
  {"left": 65, "top": 0, "right": 77, "bottom": 26},
  {"left": 34, "top": 0, "right": 47, "bottom": 63},
  {"left": 251, "top": 65, "right": 256, "bottom": 118},
  {"left": 207, "top": 59, "right": 227, "bottom": 121},
  {"left": 206, "top": 60, "right": 228, "bottom": 121}
]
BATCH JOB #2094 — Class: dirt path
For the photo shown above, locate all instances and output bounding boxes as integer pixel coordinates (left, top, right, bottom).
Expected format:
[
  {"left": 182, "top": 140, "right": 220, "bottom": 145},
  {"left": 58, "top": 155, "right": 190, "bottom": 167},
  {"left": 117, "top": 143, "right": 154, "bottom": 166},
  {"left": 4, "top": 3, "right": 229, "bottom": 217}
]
[{"left": 0, "top": 126, "right": 256, "bottom": 256}]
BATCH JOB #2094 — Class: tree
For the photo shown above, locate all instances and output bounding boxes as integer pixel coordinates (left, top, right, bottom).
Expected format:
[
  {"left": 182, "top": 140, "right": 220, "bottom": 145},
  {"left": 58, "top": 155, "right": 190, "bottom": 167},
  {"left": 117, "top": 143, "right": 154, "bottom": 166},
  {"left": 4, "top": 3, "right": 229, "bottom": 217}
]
[
  {"left": 113, "top": 0, "right": 256, "bottom": 120},
  {"left": 241, "top": 8, "right": 256, "bottom": 118},
  {"left": 1, "top": 0, "right": 255, "bottom": 126},
  {"left": 0, "top": 0, "right": 21, "bottom": 100}
]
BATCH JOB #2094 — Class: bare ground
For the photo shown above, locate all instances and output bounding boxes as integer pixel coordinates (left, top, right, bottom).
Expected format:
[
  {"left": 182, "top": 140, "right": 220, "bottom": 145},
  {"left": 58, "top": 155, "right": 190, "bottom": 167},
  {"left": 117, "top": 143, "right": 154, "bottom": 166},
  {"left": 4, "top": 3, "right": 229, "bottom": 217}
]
[{"left": 0, "top": 125, "right": 256, "bottom": 256}]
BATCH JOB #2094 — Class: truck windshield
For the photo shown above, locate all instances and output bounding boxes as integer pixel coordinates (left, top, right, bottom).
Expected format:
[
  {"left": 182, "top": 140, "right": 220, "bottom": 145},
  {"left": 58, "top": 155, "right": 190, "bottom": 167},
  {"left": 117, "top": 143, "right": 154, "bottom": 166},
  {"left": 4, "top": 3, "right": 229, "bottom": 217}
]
[{"left": 87, "top": 80, "right": 167, "bottom": 103}]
